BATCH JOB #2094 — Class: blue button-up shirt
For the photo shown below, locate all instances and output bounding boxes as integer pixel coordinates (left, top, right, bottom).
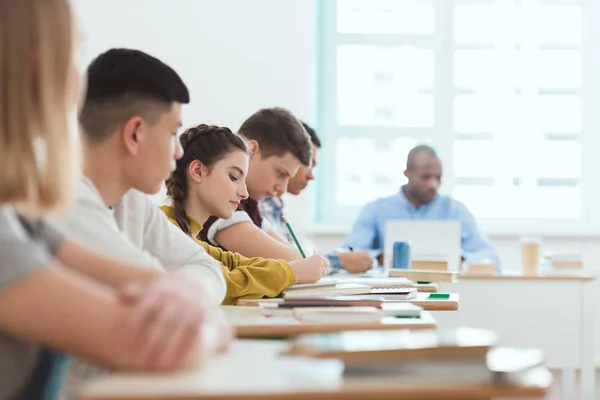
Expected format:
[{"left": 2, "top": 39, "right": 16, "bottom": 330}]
[{"left": 342, "top": 187, "right": 500, "bottom": 269}]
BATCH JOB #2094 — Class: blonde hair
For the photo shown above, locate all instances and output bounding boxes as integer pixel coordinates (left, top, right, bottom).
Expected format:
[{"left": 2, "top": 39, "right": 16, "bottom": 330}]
[{"left": 0, "top": 0, "right": 79, "bottom": 217}]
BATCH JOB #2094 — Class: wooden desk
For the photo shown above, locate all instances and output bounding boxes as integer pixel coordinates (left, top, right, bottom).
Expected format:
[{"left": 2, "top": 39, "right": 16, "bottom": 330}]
[
  {"left": 236, "top": 292, "right": 459, "bottom": 311},
  {"left": 223, "top": 306, "right": 436, "bottom": 338},
  {"left": 80, "top": 340, "right": 552, "bottom": 400},
  {"left": 409, "top": 292, "right": 459, "bottom": 311},
  {"left": 461, "top": 270, "right": 595, "bottom": 282},
  {"left": 437, "top": 271, "right": 596, "bottom": 400},
  {"left": 410, "top": 282, "right": 438, "bottom": 293}
]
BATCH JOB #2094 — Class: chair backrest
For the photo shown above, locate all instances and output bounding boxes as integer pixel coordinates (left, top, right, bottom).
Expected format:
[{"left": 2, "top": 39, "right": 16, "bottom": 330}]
[{"left": 16, "top": 348, "right": 70, "bottom": 400}]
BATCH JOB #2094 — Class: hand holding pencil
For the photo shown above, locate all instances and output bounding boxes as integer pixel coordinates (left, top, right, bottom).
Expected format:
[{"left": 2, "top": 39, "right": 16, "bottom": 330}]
[{"left": 289, "top": 255, "right": 330, "bottom": 283}]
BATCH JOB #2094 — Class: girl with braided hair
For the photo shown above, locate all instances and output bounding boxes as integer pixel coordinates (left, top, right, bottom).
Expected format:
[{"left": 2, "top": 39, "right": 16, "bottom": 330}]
[{"left": 162, "top": 124, "right": 330, "bottom": 305}]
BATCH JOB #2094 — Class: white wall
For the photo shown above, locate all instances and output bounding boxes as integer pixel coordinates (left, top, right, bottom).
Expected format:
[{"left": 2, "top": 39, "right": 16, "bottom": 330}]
[
  {"left": 74, "top": 0, "right": 316, "bottom": 206},
  {"left": 75, "top": 0, "right": 600, "bottom": 361},
  {"left": 74, "top": 0, "right": 316, "bottom": 131}
]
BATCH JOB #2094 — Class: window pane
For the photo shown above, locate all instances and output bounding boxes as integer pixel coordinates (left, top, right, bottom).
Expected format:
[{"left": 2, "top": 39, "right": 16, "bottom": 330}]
[
  {"left": 453, "top": 136, "right": 581, "bottom": 218},
  {"left": 337, "top": 45, "right": 434, "bottom": 127},
  {"left": 536, "top": 95, "right": 581, "bottom": 132},
  {"left": 453, "top": 95, "right": 499, "bottom": 132},
  {"left": 453, "top": 140, "right": 497, "bottom": 178},
  {"left": 321, "top": 1, "right": 585, "bottom": 224},
  {"left": 335, "top": 137, "right": 418, "bottom": 206},
  {"left": 536, "top": 50, "right": 581, "bottom": 89},
  {"left": 454, "top": 50, "right": 499, "bottom": 89},
  {"left": 337, "top": 45, "right": 434, "bottom": 88},
  {"left": 337, "top": 0, "right": 435, "bottom": 35},
  {"left": 453, "top": 186, "right": 580, "bottom": 219},
  {"left": 338, "top": 92, "right": 434, "bottom": 127},
  {"left": 454, "top": 94, "right": 581, "bottom": 134},
  {"left": 535, "top": 6, "right": 582, "bottom": 44},
  {"left": 535, "top": 140, "right": 581, "bottom": 178},
  {"left": 454, "top": 49, "right": 581, "bottom": 90},
  {"left": 454, "top": 5, "right": 498, "bottom": 44},
  {"left": 454, "top": 4, "right": 582, "bottom": 45}
]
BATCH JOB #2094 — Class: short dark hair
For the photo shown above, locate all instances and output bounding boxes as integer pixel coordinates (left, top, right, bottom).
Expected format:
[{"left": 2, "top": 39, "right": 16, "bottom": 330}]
[
  {"left": 301, "top": 121, "right": 321, "bottom": 148},
  {"left": 80, "top": 48, "right": 190, "bottom": 143},
  {"left": 239, "top": 107, "right": 312, "bottom": 166},
  {"left": 406, "top": 144, "right": 439, "bottom": 170}
]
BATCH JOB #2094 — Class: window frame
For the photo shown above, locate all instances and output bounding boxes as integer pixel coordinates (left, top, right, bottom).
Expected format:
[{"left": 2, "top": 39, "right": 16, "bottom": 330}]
[{"left": 314, "top": 0, "right": 600, "bottom": 236}]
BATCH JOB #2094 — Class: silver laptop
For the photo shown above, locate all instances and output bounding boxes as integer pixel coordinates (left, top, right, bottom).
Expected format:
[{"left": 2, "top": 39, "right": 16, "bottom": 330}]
[{"left": 384, "top": 220, "right": 462, "bottom": 272}]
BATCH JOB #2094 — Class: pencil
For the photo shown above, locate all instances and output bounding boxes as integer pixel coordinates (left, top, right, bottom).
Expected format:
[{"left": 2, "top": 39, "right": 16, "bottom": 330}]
[{"left": 282, "top": 215, "right": 306, "bottom": 258}]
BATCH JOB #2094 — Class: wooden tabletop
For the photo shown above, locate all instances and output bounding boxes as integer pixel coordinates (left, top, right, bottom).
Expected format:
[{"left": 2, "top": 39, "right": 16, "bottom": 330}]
[
  {"left": 79, "top": 340, "right": 552, "bottom": 400},
  {"left": 407, "top": 282, "right": 438, "bottom": 293},
  {"left": 388, "top": 269, "right": 459, "bottom": 283},
  {"left": 236, "top": 292, "right": 459, "bottom": 311},
  {"left": 461, "top": 270, "right": 596, "bottom": 282},
  {"left": 409, "top": 292, "right": 459, "bottom": 311},
  {"left": 223, "top": 306, "right": 437, "bottom": 338}
]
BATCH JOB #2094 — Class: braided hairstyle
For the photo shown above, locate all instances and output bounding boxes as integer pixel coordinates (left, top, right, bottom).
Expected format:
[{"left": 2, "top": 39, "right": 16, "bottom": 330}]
[{"left": 165, "top": 124, "right": 249, "bottom": 237}]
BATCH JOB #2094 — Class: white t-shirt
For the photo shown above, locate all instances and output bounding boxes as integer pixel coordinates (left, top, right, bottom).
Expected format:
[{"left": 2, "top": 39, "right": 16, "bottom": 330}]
[
  {"left": 58, "top": 177, "right": 227, "bottom": 400},
  {"left": 62, "top": 177, "right": 225, "bottom": 304},
  {"left": 206, "top": 210, "right": 272, "bottom": 246}
]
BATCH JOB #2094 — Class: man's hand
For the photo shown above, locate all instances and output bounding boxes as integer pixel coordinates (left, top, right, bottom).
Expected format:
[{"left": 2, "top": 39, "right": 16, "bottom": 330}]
[
  {"left": 338, "top": 251, "right": 373, "bottom": 274},
  {"left": 289, "top": 255, "right": 330, "bottom": 284},
  {"left": 117, "top": 272, "right": 227, "bottom": 371}
]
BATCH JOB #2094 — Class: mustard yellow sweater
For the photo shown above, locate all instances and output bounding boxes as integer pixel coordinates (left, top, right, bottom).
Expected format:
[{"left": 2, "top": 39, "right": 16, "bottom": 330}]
[{"left": 160, "top": 206, "right": 296, "bottom": 305}]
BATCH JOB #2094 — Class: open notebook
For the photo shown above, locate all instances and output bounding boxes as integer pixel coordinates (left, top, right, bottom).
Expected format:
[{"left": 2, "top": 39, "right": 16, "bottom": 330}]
[
  {"left": 283, "top": 282, "right": 416, "bottom": 299},
  {"left": 322, "top": 275, "right": 416, "bottom": 289},
  {"left": 283, "top": 283, "right": 373, "bottom": 299},
  {"left": 290, "top": 303, "right": 423, "bottom": 322},
  {"left": 270, "top": 295, "right": 419, "bottom": 308}
]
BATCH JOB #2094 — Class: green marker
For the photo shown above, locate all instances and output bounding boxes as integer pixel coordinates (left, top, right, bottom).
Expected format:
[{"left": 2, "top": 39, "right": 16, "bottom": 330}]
[{"left": 428, "top": 293, "right": 450, "bottom": 299}]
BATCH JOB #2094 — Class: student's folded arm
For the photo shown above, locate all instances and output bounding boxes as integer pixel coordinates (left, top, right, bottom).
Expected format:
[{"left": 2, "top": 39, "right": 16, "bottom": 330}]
[
  {"left": 0, "top": 266, "right": 197, "bottom": 371},
  {"left": 55, "top": 239, "right": 159, "bottom": 288},
  {"left": 214, "top": 222, "right": 302, "bottom": 261}
]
